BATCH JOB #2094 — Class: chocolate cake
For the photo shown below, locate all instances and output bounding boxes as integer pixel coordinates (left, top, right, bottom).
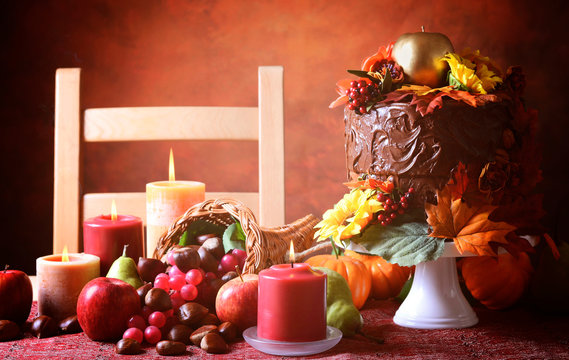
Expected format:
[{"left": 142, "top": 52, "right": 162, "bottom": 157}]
[{"left": 344, "top": 98, "right": 513, "bottom": 204}]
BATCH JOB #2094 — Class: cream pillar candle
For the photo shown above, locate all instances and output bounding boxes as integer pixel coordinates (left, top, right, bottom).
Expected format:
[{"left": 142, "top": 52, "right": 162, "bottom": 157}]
[
  {"left": 36, "top": 252, "right": 100, "bottom": 320},
  {"left": 146, "top": 149, "right": 205, "bottom": 258}
]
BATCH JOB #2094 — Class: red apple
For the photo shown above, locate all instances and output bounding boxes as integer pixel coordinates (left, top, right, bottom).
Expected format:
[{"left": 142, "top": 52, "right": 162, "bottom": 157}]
[
  {"left": 77, "top": 277, "right": 141, "bottom": 341},
  {"left": 0, "top": 266, "right": 33, "bottom": 324},
  {"left": 215, "top": 274, "right": 258, "bottom": 332}
]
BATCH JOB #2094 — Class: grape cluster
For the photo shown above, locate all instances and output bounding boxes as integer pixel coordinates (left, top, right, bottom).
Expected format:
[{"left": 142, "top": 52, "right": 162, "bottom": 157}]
[
  {"left": 121, "top": 245, "right": 247, "bottom": 349},
  {"left": 346, "top": 80, "right": 380, "bottom": 114},
  {"left": 376, "top": 187, "right": 414, "bottom": 226}
]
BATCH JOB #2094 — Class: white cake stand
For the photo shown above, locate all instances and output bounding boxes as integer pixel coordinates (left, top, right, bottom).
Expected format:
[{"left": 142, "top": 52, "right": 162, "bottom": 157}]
[{"left": 392, "top": 242, "right": 478, "bottom": 329}]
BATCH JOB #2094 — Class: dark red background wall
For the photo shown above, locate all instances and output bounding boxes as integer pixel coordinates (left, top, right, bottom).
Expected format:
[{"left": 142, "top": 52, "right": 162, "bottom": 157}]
[{"left": 2, "top": 0, "right": 568, "bottom": 274}]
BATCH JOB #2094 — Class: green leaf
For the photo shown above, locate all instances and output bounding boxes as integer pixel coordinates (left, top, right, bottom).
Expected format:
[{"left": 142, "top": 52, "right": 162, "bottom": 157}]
[
  {"left": 178, "top": 219, "right": 225, "bottom": 246},
  {"left": 223, "top": 222, "right": 246, "bottom": 252},
  {"left": 448, "top": 72, "right": 469, "bottom": 91},
  {"left": 352, "top": 211, "right": 445, "bottom": 266}
]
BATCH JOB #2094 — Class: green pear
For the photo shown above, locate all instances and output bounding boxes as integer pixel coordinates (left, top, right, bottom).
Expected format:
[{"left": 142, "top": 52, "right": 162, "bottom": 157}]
[
  {"left": 106, "top": 245, "right": 144, "bottom": 289},
  {"left": 313, "top": 267, "right": 363, "bottom": 337}
]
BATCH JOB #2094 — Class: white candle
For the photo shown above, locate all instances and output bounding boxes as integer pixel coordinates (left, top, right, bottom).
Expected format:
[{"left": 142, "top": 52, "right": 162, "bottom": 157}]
[{"left": 36, "top": 253, "right": 100, "bottom": 320}]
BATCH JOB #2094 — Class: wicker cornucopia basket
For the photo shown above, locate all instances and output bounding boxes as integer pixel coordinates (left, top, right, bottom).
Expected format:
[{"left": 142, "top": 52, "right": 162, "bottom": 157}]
[{"left": 153, "top": 198, "right": 320, "bottom": 274}]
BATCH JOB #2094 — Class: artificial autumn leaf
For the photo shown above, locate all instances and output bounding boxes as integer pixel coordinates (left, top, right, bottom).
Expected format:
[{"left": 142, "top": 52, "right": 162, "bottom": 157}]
[
  {"left": 490, "top": 232, "right": 535, "bottom": 256},
  {"left": 343, "top": 178, "right": 394, "bottom": 193},
  {"left": 426, "top": 187, "right": 516, "bottom": 256},
  {"left": 489, "top": 194, "right": 546, "bottom": 234},
  {"left": 447, "top": 162, "right": 469, "bottom": 201}
]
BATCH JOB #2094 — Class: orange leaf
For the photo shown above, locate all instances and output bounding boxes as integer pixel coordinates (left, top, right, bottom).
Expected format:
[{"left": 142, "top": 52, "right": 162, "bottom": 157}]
[
  {"left": 426, "top": 186, "right": 516, "bottom": 256},
  {"left": 447, "top": 162, "right": 468, "bottom": 201}
]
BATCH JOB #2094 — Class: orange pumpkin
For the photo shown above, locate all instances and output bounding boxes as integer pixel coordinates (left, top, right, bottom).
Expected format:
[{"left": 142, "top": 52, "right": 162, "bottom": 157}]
[
  {"left": 459, "top": 252, "right": 533, "bottom": 310},
  {"left": 344, "top": 250, "right": 412, "bottom": 300},
  {"left": 305, "top": 254, "right": 371, "bottom": 309}
]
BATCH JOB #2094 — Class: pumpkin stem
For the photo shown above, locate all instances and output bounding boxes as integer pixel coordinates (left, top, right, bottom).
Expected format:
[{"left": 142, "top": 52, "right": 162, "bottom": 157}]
[{"left": 330, "top": 238, "right": 340, "bottom": 259}]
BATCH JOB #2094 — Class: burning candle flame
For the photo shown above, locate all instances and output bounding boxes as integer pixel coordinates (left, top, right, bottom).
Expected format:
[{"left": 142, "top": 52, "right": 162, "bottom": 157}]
[
  {"left": 62, "top": 245, "right": 69, "bottom": 262},
  {"left": 289, "top": 241, "right": 295, "bottom": 265},
  {"left": 169, "top": 148, "right": 175, "bottom": 182},
  {"left": 111, "top": 199, "right": 118, "bottom": 221}
]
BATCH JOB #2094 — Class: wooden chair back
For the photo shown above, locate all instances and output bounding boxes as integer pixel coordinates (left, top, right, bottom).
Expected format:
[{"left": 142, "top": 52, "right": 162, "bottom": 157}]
[{"left": 53, "top": 66, "right": 284, "bottom": 254}]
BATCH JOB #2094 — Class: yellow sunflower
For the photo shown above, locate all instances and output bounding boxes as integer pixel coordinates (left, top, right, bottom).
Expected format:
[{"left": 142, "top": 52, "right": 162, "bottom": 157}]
[
  {"left": 443, "top": 53, "right": 502, "bottom": 94},
  {"left": 314, "top": 189, "right": 383, "bottom": 245}
]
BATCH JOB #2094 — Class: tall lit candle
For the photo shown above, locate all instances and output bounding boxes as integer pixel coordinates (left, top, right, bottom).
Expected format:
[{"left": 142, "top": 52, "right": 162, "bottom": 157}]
[
  {"left": 257, "top": 242, "right": 327, "bottom": 342},
  {"left": 83, "top": 200, "right": 144, "bottom": 275},
  {"left": 146, "top": 148, "right": 205, "bottom": 258},
  {"left": 36, "top": 247, "right": 99, "bottom": 320}
]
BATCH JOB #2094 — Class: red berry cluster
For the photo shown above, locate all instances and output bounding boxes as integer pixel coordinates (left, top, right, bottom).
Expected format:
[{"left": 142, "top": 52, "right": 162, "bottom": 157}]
[
  {"left": 346, "top": 80, "right": 380, "bottom": 114},
  {"left": 376, "top": 187, "right": 414, "bottom": 226}
]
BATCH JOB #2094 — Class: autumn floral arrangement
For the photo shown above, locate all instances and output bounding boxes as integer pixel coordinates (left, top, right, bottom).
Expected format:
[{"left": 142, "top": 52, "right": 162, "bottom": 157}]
[{"left": 317, "top": 29, "right": 558, "bottom": 282}]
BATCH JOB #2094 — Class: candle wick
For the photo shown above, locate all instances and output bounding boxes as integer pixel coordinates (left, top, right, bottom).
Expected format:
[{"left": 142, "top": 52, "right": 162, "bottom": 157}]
[
  {"left": 3, "top": 264, "right": 8, "bottom": 273},
  {"left": 291, "top": 261, "right": 294, "bottom": 268}
]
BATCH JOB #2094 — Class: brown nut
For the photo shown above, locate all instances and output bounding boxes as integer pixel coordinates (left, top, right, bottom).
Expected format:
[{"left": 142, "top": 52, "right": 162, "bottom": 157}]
[
  {"left": 137, "top": 283, "right": 153, "bottom": 307},
  {"left": 115, "top": 338, "right": 142, "bottom": 355},
  {"left": 221, "top": 271, "right": 238, "bottom": 282},
  {"left": 156, "top": 340, "right": 186, "bottom": 356},
  {"left": 196, "top": 233, "right": 218, "bottom": 245},
  {"left": 199, "top": 313, "right": 220, "bottom": 327},
  {"left": 30, "top": 315, "right": 58, "bottom": 338},
  {"left": 172, "top": 247, "right": 201, "bottom": 272},
  {"left": 201, "top": 237, "right": 225, "bottom": 260},
  {"left": 175, "top": 302, "right": 209, "bottom": 327},
  {"left": 0, "top": 320, "right": 20, "bottom": 341},
  {"left": 58, "top": 315, "right": 82, "bottom": 334},
  {"left": 218, "top": 322, "right": 238, "bottom": 343},
  {"left": 197, "top": 247, "right": 219, "bottom": 273},
  {"left": 167, "top": 324, "right": 192, "bottom": 345},
  {"left": 190, "top": 325, "right": 218, "bottom": 346},
  {"left": 145, "top": 287, "right": 172, "bottom": 312},
  {"left": 200, "top": 332, "right": 228, "bottom": 354}
]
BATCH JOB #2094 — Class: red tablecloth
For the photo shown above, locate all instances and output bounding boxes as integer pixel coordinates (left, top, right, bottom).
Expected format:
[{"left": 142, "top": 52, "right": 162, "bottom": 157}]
[{"left": 1, "top": 300, "right": 568, "bottom": 359}]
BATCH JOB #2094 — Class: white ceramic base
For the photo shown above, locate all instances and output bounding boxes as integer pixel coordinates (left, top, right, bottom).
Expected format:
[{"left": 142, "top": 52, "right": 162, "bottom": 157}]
[
  {"left": 393, "top": 255, "right": 478, "bottom": 329},
  {"left": 243, "top": 326, "right": 342, "bottom": 356}
]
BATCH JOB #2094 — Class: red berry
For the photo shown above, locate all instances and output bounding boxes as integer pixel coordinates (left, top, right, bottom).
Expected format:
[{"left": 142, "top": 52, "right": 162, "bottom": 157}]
[
  {"left": 180, "top": 284, "right": 198, "bottom": 301},
  {"left": 185, "top": 269, "right": 203, "bottom": 286},
  {"left": 127, "top": 315, "right": 146, "bottom": 331},
  {"left": 348, "top": 104, "right": 356, "bottom": 111},
  {"left": 400, "top": 196, "right": 407, "bottom": 203},
  {"left": 144, "top": 325, "right": 162, "bottom": 344},
  {"left": 168, "top": 274, "right": 186, "bottom": 291},
  {"left": 123, "top": 327, "right": 143, "bottom": 344},
  {"left": 205, "top": 272, "right": 217, "bottom": 281},
  {"left": 401, "top": 202, "right": 409, "bottom": 209},
  {"left": 391, "top": 204, "right": 399, "bottom": 211},
  {"left": 390, "top": 213, "right": 397, "bottom": 219},
  {"left": 385, "top": 198, "right": 393, "bottom": 206},
  {"left": 408, "top": 187, "right": 415, "bottom": 194},
  {"left": 148, "top": 311, "right": 167, "bottom": 328},
  {"left": 167, "top": 251, "right": 176, "bottom": 266},
  {"left": 398, "top": 208, "right": 405, "bottom": 215},
  {"left": 378, "top": 214, "right": 385, "bottom": 221},
  {"left": 220, "top": 254, "right": 239, "bottom": 274},
  {"left": 141, "top": 306, "right": 153, "bottom": 321},
  {"left": 168, "top": 265, "right": 185, "bottom": 278},
  {"left": 384, "top": 217, "right": 392, "bottom": 225},
  {"left": 359, "top": 106, "right": 366, "bottom": 114},
  {"left": 154, "top": 277, "right": 170, "bottom": 292},
  {"left": 350, "top": 80, "right": 358, "bottom": 87},
  {"left": 380, "top": 221, "right": 387, "bottom": 226},
  {"left": 377, "top": 193, "right": 385, "bottom": 202}
]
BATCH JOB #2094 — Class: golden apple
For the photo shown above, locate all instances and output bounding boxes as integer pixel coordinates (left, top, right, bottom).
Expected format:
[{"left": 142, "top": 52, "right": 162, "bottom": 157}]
[{"left": 392, "top": 29, "right": 454, "bottom": 88}]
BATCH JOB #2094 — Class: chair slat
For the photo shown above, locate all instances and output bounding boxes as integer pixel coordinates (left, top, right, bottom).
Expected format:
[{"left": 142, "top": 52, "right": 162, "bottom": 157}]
[
  {"left": 84, "top": 107, "right": 259, "bottom": 141},
  {"left": 83, "top": 192, "right": 260, "bottom": 224}
]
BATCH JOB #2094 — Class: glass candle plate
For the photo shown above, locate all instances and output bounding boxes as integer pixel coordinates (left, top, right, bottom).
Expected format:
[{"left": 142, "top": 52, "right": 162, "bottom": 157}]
[{"left": 243, "top": 326, "right": 342, "bottom": 356}]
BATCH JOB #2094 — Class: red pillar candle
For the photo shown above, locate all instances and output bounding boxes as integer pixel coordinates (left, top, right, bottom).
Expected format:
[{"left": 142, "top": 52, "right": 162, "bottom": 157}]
[
  {"left": 83, "top": 214, "right": 144, "bottom": 275},
  {"left": 257, "top": 263, "right": 327, "bottom": 342}
]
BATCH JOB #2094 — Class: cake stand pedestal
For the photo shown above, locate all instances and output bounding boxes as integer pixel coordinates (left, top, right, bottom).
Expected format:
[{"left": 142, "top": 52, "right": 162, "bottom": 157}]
[{"left": 393, "top": 243, "right": 477, "bottom": 329}]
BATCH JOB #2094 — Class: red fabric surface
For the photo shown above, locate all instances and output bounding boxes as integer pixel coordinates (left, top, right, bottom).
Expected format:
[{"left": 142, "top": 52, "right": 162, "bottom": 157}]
[{"left": 1, "top": 300, "right": 568, "bottom": 359}]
